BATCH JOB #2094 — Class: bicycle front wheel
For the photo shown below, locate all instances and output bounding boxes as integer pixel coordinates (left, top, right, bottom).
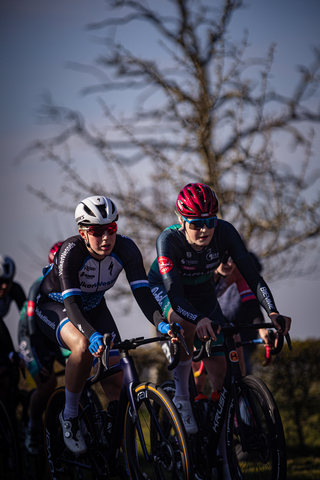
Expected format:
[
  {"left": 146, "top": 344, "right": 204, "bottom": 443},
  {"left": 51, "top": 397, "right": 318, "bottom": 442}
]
[
  {"left": 226, "top": 375, "right": 287, "bottom": 480},
  {"left": 124, "top": 382, "right": 192, "bottom": 480}
]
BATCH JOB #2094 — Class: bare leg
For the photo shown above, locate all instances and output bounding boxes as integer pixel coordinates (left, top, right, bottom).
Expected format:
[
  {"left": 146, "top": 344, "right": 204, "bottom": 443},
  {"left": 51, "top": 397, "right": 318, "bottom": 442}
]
[
  {"left": 61, "top": 322, "right": 122, "bottom": 402},
  {"left": 60, "top": 322, "right": 93, "bottom": 394},
  {"left": 99, "top": 354, "right": 123, "bottom": 402},
  {"left": 203, "top": 355, "right": 226, "bottom": 392},
  {"left": 29, "top": 370, "right": 57, "bottom": 427}
]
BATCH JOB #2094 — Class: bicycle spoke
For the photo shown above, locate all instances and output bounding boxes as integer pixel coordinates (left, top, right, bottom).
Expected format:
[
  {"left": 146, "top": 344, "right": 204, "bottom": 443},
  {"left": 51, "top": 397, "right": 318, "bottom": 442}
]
[
  {"left": 226, "top": 376, "right": 286, "bottom": 480},
  {"left": 125, "top": 383, "right": 191, "bottom": 480}
]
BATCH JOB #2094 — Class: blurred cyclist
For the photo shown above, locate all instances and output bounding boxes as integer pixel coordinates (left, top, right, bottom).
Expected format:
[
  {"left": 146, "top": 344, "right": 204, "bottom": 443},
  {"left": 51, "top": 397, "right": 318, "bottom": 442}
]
[
  {"left": 19, "top": 242, "right": 69, "bottom": 455},
  {"left": 0, "top": 255, "right": 26, "bottom": 401}
]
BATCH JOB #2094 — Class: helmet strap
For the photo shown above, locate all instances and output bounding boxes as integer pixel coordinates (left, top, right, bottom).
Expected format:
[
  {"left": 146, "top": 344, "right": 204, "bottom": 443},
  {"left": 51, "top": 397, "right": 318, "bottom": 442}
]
[{"left": 84, "top": 232, "right": 105, "bottom": 258}]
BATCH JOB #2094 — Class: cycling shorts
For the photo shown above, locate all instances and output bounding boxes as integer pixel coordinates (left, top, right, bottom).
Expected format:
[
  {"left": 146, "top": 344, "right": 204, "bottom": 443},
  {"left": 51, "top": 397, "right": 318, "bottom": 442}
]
[{"left": 34, "top": 294, "right": 121, "bottom": 351}]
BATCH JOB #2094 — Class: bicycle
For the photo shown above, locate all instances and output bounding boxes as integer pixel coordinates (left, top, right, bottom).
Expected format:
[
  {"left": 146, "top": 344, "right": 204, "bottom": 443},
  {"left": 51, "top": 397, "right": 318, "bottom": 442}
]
[
  {"left": 161, "top": 316, "right": 292, "bottom": 480},
  {"left": 44, "top": 330, "right": 193, "bottom": 480}
]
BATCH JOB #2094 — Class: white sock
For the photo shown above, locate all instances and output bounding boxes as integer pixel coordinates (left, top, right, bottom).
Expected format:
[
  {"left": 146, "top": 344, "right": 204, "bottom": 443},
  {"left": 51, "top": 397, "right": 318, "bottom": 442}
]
[
  {"left": 63, "top": 389, "right": 82, "bottom": 420},
  {"left": 173, "top": 359, "right": 192, "bottom": 399}
]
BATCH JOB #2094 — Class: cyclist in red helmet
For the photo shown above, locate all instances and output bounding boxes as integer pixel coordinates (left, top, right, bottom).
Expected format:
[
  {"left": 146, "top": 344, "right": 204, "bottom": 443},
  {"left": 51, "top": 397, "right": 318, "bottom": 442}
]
[
  {"left": 148, "top": 182, "right": 291, "bottom": 475},
  {"left": 48, "top": 241, "right": 63, "bottom": 263},
  {"left": 176, "top": 182, "right": 219, "bottom": 218}
]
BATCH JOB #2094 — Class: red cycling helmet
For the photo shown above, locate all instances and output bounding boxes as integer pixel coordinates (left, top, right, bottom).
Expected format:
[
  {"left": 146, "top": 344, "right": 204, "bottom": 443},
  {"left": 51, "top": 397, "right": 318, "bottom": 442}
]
[
  {"left": 48, "top": 242, "right": 63, "bottom": 263},
  {"left": 176, "top": 183, "right": 219, "bottom": 218}
]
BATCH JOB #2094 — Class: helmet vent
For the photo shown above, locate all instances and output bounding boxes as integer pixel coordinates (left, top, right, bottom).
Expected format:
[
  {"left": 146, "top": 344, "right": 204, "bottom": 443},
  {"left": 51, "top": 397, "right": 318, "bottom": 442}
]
[
  {"left": 110, "top": 200, "right": 116, "bottom": 214},
  {"left": 83, "top": 204, "right": 95, "bottom": 217},
  {"left": 97, "top": 204, "right": 107, "bottom": 218}
]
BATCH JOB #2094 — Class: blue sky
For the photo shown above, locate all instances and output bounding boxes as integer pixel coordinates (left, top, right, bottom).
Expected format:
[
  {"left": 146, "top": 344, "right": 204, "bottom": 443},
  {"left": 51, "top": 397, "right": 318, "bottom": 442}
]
[{"left": 1, "top": 0, "right": 319, "bottom": 345}]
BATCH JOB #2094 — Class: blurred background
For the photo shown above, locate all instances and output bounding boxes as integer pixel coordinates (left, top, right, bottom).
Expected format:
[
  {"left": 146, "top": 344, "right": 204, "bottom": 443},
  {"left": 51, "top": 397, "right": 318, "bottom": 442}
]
[{"left": 1, "top": 0, "right": 320, "bottom": 346}]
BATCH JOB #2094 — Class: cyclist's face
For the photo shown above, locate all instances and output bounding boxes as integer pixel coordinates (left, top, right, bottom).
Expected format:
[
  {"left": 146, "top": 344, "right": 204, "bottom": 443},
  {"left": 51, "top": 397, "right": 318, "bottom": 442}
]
[
  {"left": 79, "top": 227, "right": 117, "bottom": 258},
  {"left": 180, "top": 217, "right": 215, "bottom": 250}
]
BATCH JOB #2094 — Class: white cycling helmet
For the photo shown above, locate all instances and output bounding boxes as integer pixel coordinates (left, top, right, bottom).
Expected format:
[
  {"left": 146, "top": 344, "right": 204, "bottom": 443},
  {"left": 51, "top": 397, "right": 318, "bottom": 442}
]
[
  {"left": 0, "top": 255, "right": 16, "bottom": 281},
  {"left": 75, "top": 196, "right": 118, "bottom": 226}
]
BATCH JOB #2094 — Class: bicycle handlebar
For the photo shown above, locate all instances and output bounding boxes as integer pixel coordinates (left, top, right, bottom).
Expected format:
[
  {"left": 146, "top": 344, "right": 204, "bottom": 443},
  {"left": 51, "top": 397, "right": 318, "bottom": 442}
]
[
  {"left": 89, "top": 324, "right": 188, "bottom": 384},
  {"left": 193, "top": 316, "right": 292, "bottom": 362}
]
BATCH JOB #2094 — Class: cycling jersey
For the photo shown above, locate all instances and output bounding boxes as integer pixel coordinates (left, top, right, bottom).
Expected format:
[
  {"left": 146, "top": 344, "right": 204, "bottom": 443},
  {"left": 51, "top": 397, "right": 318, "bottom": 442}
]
[
  {"left": 148, "top": 220, "right": 278, "bottom": 325},
  {"left": 37, "top": 234, "right": 163, "bottom": 342},
  {"left": 19, "top": 276, "right": 69, "bottom": 377}
]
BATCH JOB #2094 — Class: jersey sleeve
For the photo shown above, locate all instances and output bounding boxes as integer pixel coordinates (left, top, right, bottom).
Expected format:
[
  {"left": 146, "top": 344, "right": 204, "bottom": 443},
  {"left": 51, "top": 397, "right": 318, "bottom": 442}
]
[
  {"left": 236, "top": 278, "right": 264, "bottom": 322},
  {"left": 218, "top": 223, "right": 279, "bottom": 316},
  {"left": 56, "top": 241, "right": 96, "bottom": 340},
  {"left": 119, "top": 236, "right": 164, "bottom": 326},
  {"left": 156, "top": 230, "right": 206, "bottom": 324}
]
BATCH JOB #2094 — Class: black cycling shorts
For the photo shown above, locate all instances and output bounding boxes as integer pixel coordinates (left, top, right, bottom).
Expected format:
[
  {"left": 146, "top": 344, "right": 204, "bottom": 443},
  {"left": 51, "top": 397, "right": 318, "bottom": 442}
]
[{"left": 35, "top": 294, "right": 121, "bottom": 350}]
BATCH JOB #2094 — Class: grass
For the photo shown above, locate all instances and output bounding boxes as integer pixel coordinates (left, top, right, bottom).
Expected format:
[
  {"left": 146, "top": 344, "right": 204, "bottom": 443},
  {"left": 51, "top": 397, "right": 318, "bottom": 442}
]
[
  {"left": 286, "top": 447, "right": 320, "bottom": 479},
  {"left": 287, "top": 456, "right": 320, "bottom": 479},
  {"left": 18, "top": 368, "right": 320, "bottom": 479}
]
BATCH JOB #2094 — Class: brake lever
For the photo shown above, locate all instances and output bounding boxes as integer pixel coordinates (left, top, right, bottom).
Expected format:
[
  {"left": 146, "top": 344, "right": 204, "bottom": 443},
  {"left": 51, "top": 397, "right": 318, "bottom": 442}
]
[
  {"left": 205, "top": 338, "right": 213, "bottom": 358},
  {"left": 285, "top": 332, "right": 292, "bottom": 350},
  {"left": 169, "top": 323, "right": 190, "bottom": 356},
  {"left": 270, "top": 315, "right": 292, "bottom": 355},
  {"left": 177, "top": 332, "right": 190, "bottom": 356},
  {"left": 102, "top": 333, "right": 112, "bottom": 369},
  {"left": 167, "top": 323, "right": 190, "bottom": 371}
]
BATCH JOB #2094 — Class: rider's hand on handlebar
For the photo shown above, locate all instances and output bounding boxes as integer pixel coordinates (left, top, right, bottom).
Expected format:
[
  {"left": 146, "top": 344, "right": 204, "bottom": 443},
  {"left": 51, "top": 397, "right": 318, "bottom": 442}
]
[
  {"left": 157, "top": 321, "right": 184, "bottom": 343},
  {"left": 89, "top": 332, "right": 105, "bottom": 357},
  {"left": 269, "top": 313, "right": 291, "bottom": 336},
  {"left": 196, "top": 317, "right": 221, "bottom": 342}
]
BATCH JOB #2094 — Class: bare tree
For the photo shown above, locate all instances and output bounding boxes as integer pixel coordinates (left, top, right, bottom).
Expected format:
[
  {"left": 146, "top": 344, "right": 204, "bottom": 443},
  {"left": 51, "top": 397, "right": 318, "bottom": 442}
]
[{"left": 19, "top": 0, "right": 320, "bottom": 280}]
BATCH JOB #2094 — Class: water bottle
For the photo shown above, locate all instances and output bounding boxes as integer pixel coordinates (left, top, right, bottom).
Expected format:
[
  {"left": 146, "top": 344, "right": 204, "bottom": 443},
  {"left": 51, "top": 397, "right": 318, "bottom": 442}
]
[{"left": 207, "top": 390, "right": 221, "bottom": 424}]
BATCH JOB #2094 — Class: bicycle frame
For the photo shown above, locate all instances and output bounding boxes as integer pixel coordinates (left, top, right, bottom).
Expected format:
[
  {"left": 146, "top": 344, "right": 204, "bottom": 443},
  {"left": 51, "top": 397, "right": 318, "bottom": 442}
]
[
  {"left": 188, "top": 331, "right": 243, "bottom": 462},
  {"left": 190, "top": 320, "right": 290, "bottom": 467},
  {"left": 82, "top": 335, "right": 174, "bottom": 473}
]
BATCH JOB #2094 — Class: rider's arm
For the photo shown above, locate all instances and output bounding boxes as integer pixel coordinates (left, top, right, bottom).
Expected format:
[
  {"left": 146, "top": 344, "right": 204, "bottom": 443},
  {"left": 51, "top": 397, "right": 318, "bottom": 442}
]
[
  {"left": 219, "top": 222, "right": 290, "bottom": 334},
  {"left": 63, "top": 295, "right": 96, "bottom": 340},
  {"left": 236, "top": 278, "right": 265, "bottom": 323},
  {"left": 56, "top": 240, "right": 98, "bottom": 341},
  {"left": 132, "top": 286, "right": 164, "bottom": 328},
  {"left": 218, "top": 222, "right": 279, "bottom": 317},
  {"left": 114, "top": 235, "right": 166, "bottom": 328}
]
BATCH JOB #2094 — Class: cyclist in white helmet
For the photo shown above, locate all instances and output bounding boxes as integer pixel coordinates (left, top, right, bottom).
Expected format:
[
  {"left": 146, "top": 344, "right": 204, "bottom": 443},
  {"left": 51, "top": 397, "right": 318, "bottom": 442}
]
[{"left": 34, "top": 195, "right": 175, "bottom": 454}]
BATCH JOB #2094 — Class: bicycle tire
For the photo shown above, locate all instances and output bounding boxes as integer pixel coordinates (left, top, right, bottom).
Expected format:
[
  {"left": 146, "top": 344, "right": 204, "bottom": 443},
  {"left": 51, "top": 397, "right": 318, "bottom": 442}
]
[
  {"left": 0, "top": 398, "right": 21, "bottom": 480},
  {"left": 124, "top": 382, "right": 192, "bottom": 480},
  {"left": 226, "top": 375, "right": 287, "bottom": 480},
  {"left": 44, "top": 386, "right": 108, "bottom": 480},
  {"left": 160, "top": 380, "right": 211, "bottom": 480}
]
